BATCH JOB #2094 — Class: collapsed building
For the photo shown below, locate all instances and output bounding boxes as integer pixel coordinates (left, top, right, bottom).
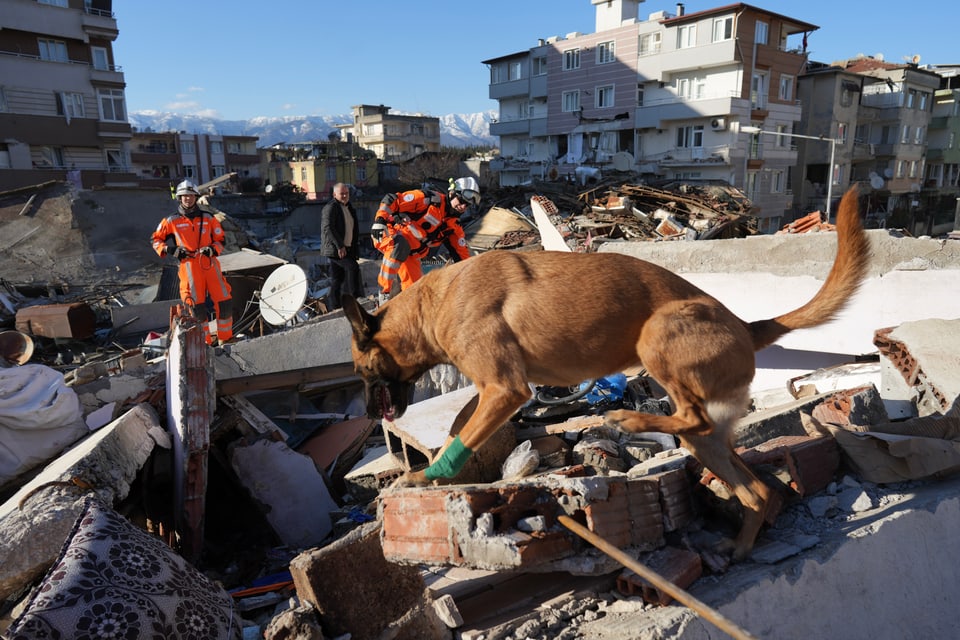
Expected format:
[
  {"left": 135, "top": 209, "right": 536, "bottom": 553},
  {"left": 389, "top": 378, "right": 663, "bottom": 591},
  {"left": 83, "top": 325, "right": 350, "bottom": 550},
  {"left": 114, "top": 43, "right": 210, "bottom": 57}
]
[{"left": 2, "top": 181, "right": 960, "bottom": 639}]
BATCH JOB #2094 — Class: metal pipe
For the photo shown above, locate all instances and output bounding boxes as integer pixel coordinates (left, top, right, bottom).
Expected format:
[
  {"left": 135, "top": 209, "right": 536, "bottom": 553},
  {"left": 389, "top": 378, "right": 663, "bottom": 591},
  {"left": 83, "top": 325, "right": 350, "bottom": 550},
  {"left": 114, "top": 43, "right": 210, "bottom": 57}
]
[{"left": 557, "top": 515, "right": 759, "bottom": 640}]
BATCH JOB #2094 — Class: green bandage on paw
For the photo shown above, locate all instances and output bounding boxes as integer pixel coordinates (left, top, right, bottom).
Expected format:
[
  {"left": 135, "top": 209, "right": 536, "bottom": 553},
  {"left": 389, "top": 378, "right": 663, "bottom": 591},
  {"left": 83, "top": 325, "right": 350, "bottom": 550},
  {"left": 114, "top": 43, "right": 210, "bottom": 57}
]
[{"left": 424, "top": 436, "right": 473, "bottom": 480}]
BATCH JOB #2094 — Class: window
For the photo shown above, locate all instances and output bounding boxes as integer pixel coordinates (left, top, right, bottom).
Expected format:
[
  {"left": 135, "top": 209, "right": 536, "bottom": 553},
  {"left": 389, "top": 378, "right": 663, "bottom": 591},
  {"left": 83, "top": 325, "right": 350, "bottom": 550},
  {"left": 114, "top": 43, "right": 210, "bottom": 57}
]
[
  {"left": 637, "top": 83, "right": 644, "bottom": 106},
  {"left": 748, "top": 132, "right": 762, "bottom": 159},
  {"left": 228, "top": 142, "right": 242, "bottom": 153},
  {"left": 840, "top": 85, "right": 854, "bottom": 107},
  {"left": 357, "top": 165, "right": 367, "bottom": 181},
  {"left": 597, "top": 41, "right": 615, "bottom": 64},
  {"left": 39, "top": 38, "right": 68, "bottom": 62},
  {"left": 490, "top": 65, "right": 504, "bottom": 84},
  {"left": 900, "top": 125, "right": 910, "bottom": 144},
  {"left": 183, "top": 165, "right": 196, "bottom": 178},
  {"left": 751, "top": 72, "right": 767, "bottom": 109},
  {"left": 106, "top": 149, "right": 125, "bottom": 172},
  {"left": 914, "top": 126, "right": 924, "bottom": 144},
  {"left": 755, "top": 20, "right": 768, "bottom": 45},
  {"left": 677, "top": 25, "right": 697, "bottom": 49},
  {"left": 98, "top": 88, "right": 126, "bottom": 122},
  {"left": 837, "top": 123, "right": 848, "bottom": 143},
  {"left": 563, "top": 48, "right": 580, "bottom": 70},
  {"left": 596, "top": 85, "right": 615, "bottom": 108},
  {"left": 919, "top": 92, "right": 930, "bottom": 111},
  {"left": 676, "top": 125, "right": 704, "bottom": 148},
  {"left": 508, "top": 61, "right": 522, "bottom": 81},
  {"left": 776, "top": 124, "right": 790, "bottom": 147},
  {"left": 58, "top": 92, "right": 85, "bottom": 118},
  {"left": 906, "top": 90, "right": 917, "bottom": 109},
  {"left": 562, "top": 90, "right": 580, "bottom": 112},
  {"left": 533, "top": 56, "right": 548, "bottom": 76},
  {"left": 832, "top": 163, "right": 843, "bottom": 185},
  {"left": 772, "top": 170, "right": 784, "bottom": 193},
  {"left": 779, "top": 74, "right": 794, "bottom": 101},
  {"left": 895, "top": 160, "right": 905, "bottom": 178},
  {"left": 326, "top": 166, "right": 337, "bottom": 181},
  {"left": 639, "top": 32, "right": 661, "bottom": 55},
  {"left": 908, "top": 160, "right": 918, "bottom": 178},
  {"left": 210, "top": 141, "right": 223, "bottom": 154},
  {"left": 0, "top": 144, "right": 10, "bottom": 169},
  {"left": 91, "top": 46, "right": 109, "bottom": 71},
  {"left": 0, "top": 86, "right": 7, "bottom": 112},
  {"left": 212, "top": 165, "right": 225, "bottom": 177},
  {"left": 676, "top": 76, "right": 705, "bottom": 100},
  {"left": 39, "top": 146, "right": 65, "bottom": 168},
  {"left": 712, "top": 17, "right": 733, "bottom": 42},
  {"left": 746, "top": 171, "right": 759, "bottom": 199}
]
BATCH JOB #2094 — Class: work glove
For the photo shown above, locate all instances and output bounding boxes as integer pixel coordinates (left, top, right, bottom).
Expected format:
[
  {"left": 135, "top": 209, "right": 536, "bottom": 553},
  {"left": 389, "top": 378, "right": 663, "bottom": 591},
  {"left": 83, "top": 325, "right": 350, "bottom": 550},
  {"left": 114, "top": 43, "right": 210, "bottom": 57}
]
[
  {"left": 199, "top": 246, "right": 215, "bottom": 257},
  {"left": 173, "top": 246, "right": 188, "bottom": 261}
]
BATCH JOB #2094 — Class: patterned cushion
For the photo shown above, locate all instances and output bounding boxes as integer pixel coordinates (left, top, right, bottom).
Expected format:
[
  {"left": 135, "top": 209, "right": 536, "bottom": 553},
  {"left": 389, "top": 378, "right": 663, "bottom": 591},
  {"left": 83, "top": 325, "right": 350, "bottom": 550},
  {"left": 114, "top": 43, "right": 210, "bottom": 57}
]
[{"left": 4, "top": 497, "right": 242, "bottom": 640}]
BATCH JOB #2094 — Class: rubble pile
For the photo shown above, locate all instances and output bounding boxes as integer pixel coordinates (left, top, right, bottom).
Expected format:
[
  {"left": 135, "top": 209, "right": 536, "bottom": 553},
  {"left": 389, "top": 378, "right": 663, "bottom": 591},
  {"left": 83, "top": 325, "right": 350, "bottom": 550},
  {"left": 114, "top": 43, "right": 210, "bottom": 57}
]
[{"left": 3, "top": 181, "right": 960, "bottom": 639}]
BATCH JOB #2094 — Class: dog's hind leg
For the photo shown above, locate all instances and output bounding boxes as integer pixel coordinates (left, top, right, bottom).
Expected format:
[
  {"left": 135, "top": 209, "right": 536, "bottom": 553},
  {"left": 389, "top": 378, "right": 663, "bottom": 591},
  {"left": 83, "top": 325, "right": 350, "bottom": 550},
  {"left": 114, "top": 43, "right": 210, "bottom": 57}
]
[{"left": 680, "top": 431, "right": 773, "bottom": 562}]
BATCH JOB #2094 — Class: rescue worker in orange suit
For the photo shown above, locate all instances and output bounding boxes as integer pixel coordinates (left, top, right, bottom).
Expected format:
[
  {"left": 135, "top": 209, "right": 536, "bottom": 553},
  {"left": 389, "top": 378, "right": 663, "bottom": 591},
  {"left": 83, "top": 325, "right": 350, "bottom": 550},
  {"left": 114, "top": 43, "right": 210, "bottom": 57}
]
[
  {"left": 151, "top": 179, "right": 234, "bottom": 345},
  {"left": 371, "top": 177, "right": 479, "bottom": 300}
]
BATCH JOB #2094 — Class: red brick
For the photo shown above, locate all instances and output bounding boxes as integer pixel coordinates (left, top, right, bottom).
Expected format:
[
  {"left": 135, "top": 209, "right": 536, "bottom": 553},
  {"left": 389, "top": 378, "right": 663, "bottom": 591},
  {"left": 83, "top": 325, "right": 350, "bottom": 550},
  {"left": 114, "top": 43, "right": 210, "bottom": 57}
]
[{"left": 616, "top": 546, "right": 702, "bottom": 606}]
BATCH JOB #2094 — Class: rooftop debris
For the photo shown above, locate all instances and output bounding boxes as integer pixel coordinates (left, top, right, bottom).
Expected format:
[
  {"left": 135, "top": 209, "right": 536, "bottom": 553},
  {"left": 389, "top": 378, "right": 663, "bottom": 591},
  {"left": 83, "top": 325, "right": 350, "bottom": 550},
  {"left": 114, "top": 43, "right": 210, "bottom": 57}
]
[{"left": 4, "top": 181, "right": 960, "bottom": 638}]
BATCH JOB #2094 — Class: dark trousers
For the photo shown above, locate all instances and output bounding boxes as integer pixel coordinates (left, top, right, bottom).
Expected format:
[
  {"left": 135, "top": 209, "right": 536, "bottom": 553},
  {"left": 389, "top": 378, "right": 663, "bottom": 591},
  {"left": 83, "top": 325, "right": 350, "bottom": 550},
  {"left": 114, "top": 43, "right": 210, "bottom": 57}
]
[{"left": 328, "top": 256, "right": 364, "bottom": 309}]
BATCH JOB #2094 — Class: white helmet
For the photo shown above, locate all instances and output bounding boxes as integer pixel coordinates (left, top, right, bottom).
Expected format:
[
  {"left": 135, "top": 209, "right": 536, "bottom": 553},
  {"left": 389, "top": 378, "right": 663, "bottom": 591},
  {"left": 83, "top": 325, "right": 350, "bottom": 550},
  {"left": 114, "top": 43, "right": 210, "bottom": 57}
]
[
  {"left": 449, "top": 176, "right": 480, "bottom": 207},
  {"left": 175, "top": 179, "right": 200, "bottom": 197}
]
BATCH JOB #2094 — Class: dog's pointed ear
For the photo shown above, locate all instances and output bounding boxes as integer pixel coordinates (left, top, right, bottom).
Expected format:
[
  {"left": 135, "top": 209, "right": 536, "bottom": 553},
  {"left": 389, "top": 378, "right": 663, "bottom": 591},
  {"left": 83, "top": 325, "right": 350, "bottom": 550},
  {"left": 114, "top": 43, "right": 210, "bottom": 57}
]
[{"left": 342, "top": 295, "right": 379, "bottom": 351}]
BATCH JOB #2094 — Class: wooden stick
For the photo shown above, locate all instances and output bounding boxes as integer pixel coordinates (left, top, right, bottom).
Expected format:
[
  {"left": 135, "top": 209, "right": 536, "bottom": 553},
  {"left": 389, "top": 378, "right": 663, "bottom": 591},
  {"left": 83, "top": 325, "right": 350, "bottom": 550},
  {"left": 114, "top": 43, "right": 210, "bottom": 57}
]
[{"left": 557, "top": 515, "right": 758, "bottom": 640}]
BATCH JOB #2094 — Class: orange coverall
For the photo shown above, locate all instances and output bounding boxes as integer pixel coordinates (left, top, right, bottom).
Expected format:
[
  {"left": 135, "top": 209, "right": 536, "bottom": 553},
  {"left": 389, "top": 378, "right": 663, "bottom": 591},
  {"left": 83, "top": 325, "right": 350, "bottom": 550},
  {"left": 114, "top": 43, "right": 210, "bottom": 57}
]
[
  {"left": 373, "top": 189, "right": 470, "bottom": 293},
  {"left": 151, "top": 209, "right": 233, "bottom": 344}
]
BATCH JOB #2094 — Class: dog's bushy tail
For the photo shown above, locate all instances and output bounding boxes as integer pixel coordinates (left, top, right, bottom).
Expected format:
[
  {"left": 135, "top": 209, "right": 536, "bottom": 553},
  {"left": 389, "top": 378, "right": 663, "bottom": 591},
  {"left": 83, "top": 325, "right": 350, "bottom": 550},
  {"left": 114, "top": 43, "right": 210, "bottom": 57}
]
[{"left": 748, "top": 186, "right": 871, "bottom": 352}]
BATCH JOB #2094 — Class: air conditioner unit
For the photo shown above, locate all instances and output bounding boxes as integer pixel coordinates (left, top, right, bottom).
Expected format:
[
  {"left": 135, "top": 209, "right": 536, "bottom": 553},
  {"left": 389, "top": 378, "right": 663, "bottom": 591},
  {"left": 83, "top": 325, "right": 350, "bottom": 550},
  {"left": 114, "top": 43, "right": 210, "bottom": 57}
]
[{"left": 710, "top": 118, "right": 727, "bottom": 131}]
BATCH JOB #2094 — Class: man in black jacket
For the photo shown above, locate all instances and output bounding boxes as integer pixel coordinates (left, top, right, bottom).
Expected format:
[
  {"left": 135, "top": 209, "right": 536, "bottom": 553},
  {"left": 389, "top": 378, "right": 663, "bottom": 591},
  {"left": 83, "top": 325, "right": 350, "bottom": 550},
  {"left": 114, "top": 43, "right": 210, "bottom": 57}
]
[{"left": 320, "top": 183, "right": 364, "bottom": 310}]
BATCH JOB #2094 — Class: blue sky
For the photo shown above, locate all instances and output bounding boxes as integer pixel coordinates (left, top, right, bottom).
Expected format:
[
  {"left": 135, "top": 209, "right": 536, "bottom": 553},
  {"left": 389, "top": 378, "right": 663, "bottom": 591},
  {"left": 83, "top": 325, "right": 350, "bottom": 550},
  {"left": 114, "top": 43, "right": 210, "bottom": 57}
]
[{"left": 113, "top": 0, "right": 954, "bottom": 121}]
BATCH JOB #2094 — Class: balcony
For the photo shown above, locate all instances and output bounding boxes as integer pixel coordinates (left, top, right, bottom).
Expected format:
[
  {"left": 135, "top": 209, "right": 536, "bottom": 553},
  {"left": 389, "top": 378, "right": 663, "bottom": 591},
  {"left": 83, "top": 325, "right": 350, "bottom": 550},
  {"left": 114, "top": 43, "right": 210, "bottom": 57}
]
[
  {"left": 489, "top": 117, "right": 531, "bottom": 136},
  {"left": 489, "top": 78, "right": 530, "bottom": 100},
  {"left": 656, "top": 147, "right": 730, "bottom": 167},
  {"left": 634, "top": 93, "right": 739, "bottom": 130}
]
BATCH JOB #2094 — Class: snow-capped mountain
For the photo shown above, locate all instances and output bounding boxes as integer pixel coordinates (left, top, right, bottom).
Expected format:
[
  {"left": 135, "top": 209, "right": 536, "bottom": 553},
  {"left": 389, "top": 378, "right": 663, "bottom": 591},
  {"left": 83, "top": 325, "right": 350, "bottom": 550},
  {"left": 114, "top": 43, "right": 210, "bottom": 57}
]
[{"left": 128, "top": 110, "right": 498, "bottom": 148}]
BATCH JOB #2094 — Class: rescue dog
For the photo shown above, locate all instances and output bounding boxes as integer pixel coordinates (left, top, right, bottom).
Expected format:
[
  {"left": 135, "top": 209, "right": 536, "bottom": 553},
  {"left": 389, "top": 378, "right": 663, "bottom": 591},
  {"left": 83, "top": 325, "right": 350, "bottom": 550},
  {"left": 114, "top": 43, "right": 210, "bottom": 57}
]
[{"left": 342, "top": 186, "right": 870, "bottom": 561}]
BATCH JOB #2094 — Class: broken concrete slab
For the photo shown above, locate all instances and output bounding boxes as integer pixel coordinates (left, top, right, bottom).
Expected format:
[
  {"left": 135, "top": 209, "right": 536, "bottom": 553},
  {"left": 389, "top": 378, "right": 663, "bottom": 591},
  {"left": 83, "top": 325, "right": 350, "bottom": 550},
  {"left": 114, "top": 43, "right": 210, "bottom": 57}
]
[
  {"left": 211, "top": 312, "right": 356, "bottom": 394},
  {"left": 290, "top": 520, "right": 448, "bottom": 640},
  {"left": 875, "top": 318, "right": 960, "bottom": 419},
  {"left": 0, "top": 402, "right": 165, "bottom": 600},
  {"left": 597, "top": 476, "right": 960, "bottom": 640},
  {"left": 343, "top": 444, "right": 405, "bottom": 504},
  {"left": 228, "top": 438, "right": 337, "bottom": 549}
]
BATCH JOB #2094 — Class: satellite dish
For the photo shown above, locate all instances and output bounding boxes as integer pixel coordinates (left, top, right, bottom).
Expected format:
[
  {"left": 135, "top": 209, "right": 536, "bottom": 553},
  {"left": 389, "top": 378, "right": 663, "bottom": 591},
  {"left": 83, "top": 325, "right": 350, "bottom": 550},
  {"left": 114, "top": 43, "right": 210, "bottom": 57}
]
[
  {"left": 259, "top": 264, "right": 308, "bottom": 325},
  {"left": 612, "top": 151, "right": 635, "bottom": 171},
  {"left": 883, "top": 168, "right": 894, "bottom": 178},
  {"left": 870, "top": 175, "right": 885, "bottom": 190},
  {"left": 265, "top": 184, "right": 274, "bottom": 193}
]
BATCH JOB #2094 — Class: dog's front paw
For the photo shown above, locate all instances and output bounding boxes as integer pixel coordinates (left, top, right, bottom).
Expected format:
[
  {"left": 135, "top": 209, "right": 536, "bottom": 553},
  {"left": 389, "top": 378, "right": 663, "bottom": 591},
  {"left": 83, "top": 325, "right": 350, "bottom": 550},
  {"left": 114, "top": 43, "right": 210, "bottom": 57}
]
[{"left": 390, "top": 469, "right": 430, "bottom": 489}]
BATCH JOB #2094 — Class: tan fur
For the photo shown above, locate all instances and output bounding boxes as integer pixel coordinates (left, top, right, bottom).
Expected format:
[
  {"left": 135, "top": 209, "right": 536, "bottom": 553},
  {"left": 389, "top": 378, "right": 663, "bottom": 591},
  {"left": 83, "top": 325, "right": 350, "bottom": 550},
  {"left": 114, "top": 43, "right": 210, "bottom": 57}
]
[{"left": 343, "top": 186, "right": 870, "bottom": 561}]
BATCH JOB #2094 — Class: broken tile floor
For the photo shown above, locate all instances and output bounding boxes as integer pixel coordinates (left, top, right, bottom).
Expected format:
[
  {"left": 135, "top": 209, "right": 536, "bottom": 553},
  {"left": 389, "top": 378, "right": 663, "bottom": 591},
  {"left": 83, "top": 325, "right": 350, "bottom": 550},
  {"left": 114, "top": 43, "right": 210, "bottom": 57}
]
[{"left": 3, "top": 188, "right": 960, "bottom": 638}]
